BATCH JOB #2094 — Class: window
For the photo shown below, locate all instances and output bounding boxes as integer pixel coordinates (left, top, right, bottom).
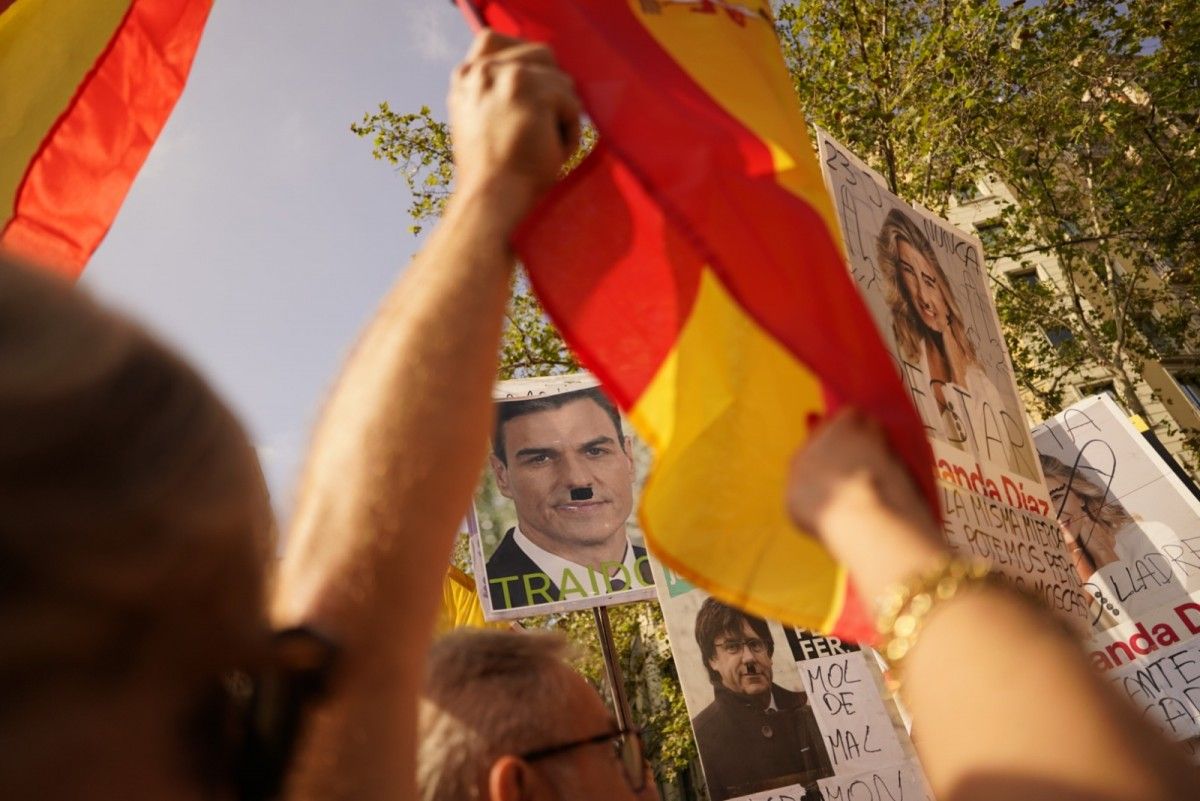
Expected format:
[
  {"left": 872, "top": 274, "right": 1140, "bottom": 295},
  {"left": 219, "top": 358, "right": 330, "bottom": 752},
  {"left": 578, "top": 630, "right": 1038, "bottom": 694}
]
[
  {"left": 1175, "top": 373, "right": 1200, "bottom": 410},
  {"left": 1077, "top": 380, "right": 1115, "bottom": 401},
  {"left": 1152, "top": 253, "right": 1177, "bottom": 278},
  {"left": 1007, "top": 268, "right": 1040, "bottom": 288},
  {"left": 1044, "top": 325, "right": 1075, "bottom": 348},
  {"left": 1058, "top": 218, "right": 1084, "bottom": 238},
  {"left": 1133, "top": 309, "right": 1175, "bottom": 353},
  {"left": 953, "top": 181, "right": 983, "bottom": 204},
  {"left": 975, "top": 222, "right": 1006, "bottom": 253}
]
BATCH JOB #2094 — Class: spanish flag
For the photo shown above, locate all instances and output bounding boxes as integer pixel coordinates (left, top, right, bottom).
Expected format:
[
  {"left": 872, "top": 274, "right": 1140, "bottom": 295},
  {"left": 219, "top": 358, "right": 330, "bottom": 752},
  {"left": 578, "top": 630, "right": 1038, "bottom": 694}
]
[
  {"left": 464, "top": 1, "right": 935, "bottom": 639},
  {"left": 0, "top": 0, "right": 211, "bottom": 277}
]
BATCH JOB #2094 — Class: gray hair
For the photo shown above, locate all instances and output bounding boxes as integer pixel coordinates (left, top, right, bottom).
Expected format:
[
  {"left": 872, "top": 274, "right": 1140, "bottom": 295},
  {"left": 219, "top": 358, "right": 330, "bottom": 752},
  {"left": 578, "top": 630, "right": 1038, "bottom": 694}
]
[{"left": 419, "top": 629, "right": 581, "bottom": 801}]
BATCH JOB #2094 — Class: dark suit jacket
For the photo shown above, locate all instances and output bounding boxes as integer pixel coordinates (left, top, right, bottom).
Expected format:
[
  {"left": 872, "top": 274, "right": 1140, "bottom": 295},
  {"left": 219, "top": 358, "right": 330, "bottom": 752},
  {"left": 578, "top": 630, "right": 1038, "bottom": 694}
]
[
  {"left": 484, "top": 528, "right": 652, "bottom": 610},
  {"left": 692, "top": 683, "right": 833, "bottom": 801}
]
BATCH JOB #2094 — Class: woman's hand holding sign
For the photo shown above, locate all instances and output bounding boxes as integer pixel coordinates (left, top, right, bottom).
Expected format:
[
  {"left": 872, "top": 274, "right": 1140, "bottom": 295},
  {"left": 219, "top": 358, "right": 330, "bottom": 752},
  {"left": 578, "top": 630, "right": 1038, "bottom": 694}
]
[{"left": 786, "top": 408, "right": 946, "bottom": 602}]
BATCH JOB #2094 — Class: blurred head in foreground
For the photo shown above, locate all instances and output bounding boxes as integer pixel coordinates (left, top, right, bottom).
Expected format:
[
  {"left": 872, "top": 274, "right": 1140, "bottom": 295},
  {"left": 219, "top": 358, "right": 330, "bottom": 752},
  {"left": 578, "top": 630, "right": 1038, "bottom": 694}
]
[{"left": 0, "top": 253, "right": 273, "bottom": 798}]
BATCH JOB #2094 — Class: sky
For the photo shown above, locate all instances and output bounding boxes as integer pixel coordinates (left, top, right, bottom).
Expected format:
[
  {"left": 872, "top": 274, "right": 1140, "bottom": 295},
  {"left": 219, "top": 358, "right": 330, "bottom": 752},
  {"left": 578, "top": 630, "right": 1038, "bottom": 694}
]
[{"left": 85, "top": 1, "right": 474, "bottom": 514}]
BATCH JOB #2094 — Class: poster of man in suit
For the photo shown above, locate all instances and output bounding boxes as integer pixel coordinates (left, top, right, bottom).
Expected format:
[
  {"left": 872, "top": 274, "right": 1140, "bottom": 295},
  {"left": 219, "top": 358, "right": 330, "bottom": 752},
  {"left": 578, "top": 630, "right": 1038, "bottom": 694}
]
[{"left": 472, "top": 373, "right": 654, "bottom": 619}]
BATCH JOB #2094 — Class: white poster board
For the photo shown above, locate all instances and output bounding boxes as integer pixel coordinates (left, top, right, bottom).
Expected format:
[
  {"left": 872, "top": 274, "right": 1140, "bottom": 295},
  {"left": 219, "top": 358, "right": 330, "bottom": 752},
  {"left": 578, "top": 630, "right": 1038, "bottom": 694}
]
[
  {"left": 653, "top": 563, "right": 927, "bottom": 801},
  {"left": 1033, "top": 394, "right": 1200, "bottom": 756}
]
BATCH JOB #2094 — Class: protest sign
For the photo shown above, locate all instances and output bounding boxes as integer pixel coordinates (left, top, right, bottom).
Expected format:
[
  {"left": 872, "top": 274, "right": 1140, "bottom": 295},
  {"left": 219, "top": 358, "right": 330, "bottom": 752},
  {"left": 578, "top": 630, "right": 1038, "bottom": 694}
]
[
  {"left": 1033, "top": 394, "right": 1200, "bottom": 756},
  {"left": 1106, "top": 637, "right": 1200, "bottom": 743},
  {"left": 653, "top": 563, "right": 927, "bottom": 801},
  {"left": 817, "top": 130, "right": 1040, "bottom": 494},
  {"left": 814, "top": 762, "right": 931, "bottom": 801},
  {"left": 1034, "top": 394, "right": 1200, "bottom": 634},
  {"left": 817, "top": 131, "right": 1088, "bottom": 628},
  {"left": 471, "top": 373, "right": 655, "bottom": 619}
]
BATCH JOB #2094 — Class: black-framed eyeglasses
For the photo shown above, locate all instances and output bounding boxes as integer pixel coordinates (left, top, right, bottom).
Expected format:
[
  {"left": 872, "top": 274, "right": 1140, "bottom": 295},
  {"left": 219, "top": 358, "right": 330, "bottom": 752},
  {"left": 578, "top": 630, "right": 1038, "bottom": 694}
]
[
  {"left": 714, "top": 637, "right": 767, "bottom": 656},
  {"left": 520, "top": 726, "right": 647, "bottom": 792}
]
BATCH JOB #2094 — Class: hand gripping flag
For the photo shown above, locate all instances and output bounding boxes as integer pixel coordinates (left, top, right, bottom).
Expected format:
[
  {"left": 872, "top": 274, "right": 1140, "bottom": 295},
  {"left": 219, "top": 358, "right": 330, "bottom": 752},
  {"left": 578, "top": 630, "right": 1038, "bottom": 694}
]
[
  {"left": 461, "top": 0, "right": 936, "bottom": 640},
  {"left": 0, "top": 0, "right": 212, "bottom": 278}
]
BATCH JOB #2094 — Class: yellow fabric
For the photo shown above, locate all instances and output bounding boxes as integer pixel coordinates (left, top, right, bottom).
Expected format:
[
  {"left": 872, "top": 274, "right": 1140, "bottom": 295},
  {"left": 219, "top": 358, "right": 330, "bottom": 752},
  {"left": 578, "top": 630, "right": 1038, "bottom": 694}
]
[
  {"left": 631, "top": 269, "right": 846, "bottom": 629},
  {"left": 633, "top": 1, "right": 843, "bottom": 243},
  {"left": 437, "top": 565, "right": 503, "bottom": 634},
  {"left": 0, "top": 0, "right": 133, "bottom": 226}
]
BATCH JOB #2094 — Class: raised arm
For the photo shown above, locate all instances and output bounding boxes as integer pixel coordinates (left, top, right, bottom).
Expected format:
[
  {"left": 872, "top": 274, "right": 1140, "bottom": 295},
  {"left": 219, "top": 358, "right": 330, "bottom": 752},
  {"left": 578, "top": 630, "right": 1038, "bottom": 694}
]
[
  {"left": 787, "top": 410, "right": 1198, "bottom": 801},
  {"left": 273, "top": 31, "right": 580, "bottom": 801}
]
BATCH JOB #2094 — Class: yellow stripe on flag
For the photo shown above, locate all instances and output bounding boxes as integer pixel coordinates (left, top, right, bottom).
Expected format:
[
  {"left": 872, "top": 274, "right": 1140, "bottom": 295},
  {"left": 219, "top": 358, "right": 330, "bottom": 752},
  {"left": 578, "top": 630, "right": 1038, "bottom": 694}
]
[
  {"left": 0, "top": 0, "right": 133, "bottom": 220},
  {"left": 632, "top": 268, "right": 849, "bottom": 628},
  {"left": 633, "top": 1, "right": 842, "bottom": 239}
]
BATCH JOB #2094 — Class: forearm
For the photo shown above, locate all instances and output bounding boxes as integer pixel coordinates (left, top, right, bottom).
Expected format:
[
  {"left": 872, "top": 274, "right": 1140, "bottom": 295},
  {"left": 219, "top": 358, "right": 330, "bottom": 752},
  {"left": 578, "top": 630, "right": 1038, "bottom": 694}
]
[
  {"left": 270, "top": 30, "right": 581, "bottom": 801},
  {"left": 274, "top": 185, "right": 517, "bottom": 801},
  {"left": 791, "top": 411, "right": 1199, "bottom": 800},
  {"left": 904, "top": 587, "right": 1197, "bottom": 801},
  {"left": 830, "top": 503, "right": 1196, "bottom": 801},
  {"left": 274, "top": 181, "right": 518, "bottom": 645}
]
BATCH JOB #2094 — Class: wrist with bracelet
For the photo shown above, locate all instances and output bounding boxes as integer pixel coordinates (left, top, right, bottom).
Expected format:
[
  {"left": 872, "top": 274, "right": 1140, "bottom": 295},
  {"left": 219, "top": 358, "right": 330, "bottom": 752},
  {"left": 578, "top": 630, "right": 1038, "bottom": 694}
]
[{"left": 873, "top": 557, "right": 1077, "bottom": 680}]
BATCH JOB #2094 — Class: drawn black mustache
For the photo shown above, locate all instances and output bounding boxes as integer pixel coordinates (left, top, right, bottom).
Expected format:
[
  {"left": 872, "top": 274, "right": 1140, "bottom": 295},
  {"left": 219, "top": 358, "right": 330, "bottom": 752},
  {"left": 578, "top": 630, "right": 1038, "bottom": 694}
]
[{"left": 570, "top": 487, "right": 594, "bottom": 501}]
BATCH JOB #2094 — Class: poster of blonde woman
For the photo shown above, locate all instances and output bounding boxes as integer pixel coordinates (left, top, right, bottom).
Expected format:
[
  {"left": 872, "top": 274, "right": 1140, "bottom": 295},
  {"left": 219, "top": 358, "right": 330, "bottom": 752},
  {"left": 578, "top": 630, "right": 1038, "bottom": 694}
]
[
  {"left": 816, "top": 132, "right": 1095, "bottom": 627},
  {"left": 817, "top": 130, "right": 1045, "bottom": 516},
  {"left": 1033, "top": 394, "right": 1200, "bottom": 632}
]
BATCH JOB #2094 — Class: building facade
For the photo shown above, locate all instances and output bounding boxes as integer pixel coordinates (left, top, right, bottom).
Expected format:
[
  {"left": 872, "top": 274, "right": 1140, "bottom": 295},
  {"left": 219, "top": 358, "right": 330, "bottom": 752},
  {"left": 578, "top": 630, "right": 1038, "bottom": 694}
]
[{"left": 947, "top": 176, "right": 1200, "bottom": 479}]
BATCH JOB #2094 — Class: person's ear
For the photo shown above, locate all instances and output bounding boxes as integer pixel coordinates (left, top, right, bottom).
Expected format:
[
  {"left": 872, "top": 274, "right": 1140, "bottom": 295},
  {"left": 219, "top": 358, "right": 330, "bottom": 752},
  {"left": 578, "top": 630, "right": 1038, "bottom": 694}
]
[
  {"left": 488, "top": 756, "right": 548, "bottom": 801},
  {"left": 490, "top": 454, "right": 513, "bottom": 500},
  {"left": 622, "top": 436, "right": 634, "bottom": 473}
]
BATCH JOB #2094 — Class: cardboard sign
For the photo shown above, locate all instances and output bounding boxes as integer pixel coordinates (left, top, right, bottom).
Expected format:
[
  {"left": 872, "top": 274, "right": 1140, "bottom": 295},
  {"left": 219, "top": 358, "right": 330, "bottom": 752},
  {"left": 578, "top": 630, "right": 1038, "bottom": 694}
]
[{"left": 1034, "top": 394, "right": 1200, "bottom": 757}]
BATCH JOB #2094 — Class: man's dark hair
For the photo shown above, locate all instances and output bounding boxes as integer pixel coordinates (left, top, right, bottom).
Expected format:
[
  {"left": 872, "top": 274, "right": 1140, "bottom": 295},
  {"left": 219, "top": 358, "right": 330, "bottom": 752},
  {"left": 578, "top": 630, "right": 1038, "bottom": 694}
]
[
  {"left": 694, "top": 597, "right": 775, "bottom": 684},
  {"left": 491, "top": 386, "right": 624, "bottom": 464}
]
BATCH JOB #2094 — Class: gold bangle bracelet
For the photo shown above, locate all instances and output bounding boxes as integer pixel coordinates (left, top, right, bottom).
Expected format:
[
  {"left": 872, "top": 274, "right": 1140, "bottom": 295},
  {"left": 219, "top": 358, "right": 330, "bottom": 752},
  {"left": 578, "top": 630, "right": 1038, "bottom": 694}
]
[{"left": 874, "top": 558, "right": 994, "bottom": 668}]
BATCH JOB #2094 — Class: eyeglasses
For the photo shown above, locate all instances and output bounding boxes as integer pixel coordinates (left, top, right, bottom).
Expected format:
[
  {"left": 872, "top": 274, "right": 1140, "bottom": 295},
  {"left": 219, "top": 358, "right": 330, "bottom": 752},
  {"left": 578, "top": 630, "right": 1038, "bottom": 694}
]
[
  {"left": 715, "top": 637, "right": 767, "bottom": 655},
  {"left": 521, "top": 726, "right": 647, "bottom": 792}
]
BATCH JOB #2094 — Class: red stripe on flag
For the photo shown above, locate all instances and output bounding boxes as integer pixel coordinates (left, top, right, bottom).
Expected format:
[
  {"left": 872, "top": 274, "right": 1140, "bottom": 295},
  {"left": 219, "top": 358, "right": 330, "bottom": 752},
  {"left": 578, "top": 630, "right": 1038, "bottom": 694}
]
[
  {"left": 517, "top": 143, "right": 703, "bottom": 408},
  {"left": 0, "top": 0, "right": 212, "bottom": 277},
  {"left": 833, "top": 584, "right": 874, "bottom": 644}
]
